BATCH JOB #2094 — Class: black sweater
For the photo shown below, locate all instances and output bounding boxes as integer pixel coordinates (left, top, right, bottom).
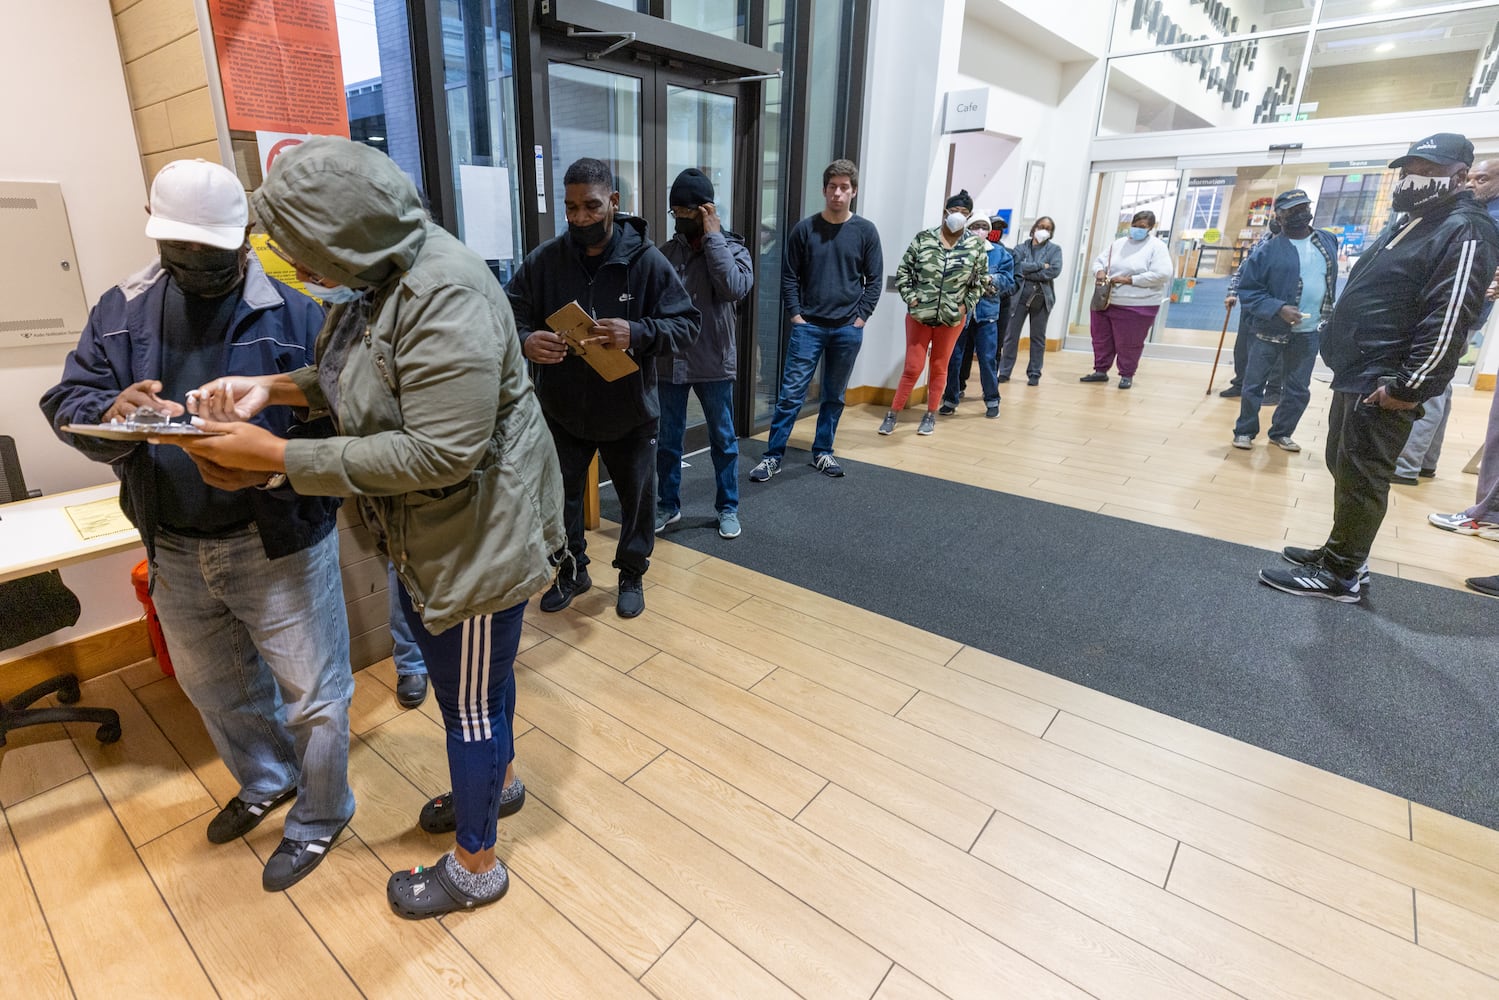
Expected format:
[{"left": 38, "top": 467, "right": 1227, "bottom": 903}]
[{"left": 780, "top": 213, "right": 884, "bottom": 327}]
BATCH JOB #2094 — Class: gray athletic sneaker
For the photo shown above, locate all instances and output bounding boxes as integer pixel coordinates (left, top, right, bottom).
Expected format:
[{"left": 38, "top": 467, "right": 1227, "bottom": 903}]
[
  {"left": 654, "top": 507, "right": 681, "bottom": 533},
  {"left": 917, "top": 412, "right": 936, "bottom": 435},
  {"left": 749, "top": 456, "right": 781, "bottom": 482},
  {"left": 878, "top": 411, "right": 897, "bottom": 435}
]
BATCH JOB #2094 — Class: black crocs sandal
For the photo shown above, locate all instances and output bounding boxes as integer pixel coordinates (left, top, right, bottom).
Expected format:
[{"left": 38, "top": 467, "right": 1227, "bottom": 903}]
[
  {"left": 387, "top": 856, "right": 508, "bottom": 919},
  {"left": 418, "top": 779, "right": 526, "bottom": 835}
]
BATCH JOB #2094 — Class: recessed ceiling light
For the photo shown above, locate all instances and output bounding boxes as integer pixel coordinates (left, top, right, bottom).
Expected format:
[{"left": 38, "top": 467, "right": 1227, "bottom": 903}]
[{"left": 1376, "top": 42, "right": 1395, "bottom": 53}]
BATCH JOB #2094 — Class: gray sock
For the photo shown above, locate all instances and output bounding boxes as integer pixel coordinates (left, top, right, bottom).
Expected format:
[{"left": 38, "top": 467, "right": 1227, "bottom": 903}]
[{"left": 443, "top": 851, "right": 509, "bottom": 900}]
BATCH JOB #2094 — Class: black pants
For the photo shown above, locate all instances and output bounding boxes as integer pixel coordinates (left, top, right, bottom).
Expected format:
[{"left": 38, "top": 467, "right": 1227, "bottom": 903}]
[
  {"left": 1000, "top": 290, "right": 1049, "bottom": 379},
  {"left": 547, "top": 415, "right": 656, "bottom": 578},
  {"left": 1321, "top": 390, "right": 1420, "bottom": 578},
  {"left": 1229, "top": 318, "right": 1285, "bottom": 393}
]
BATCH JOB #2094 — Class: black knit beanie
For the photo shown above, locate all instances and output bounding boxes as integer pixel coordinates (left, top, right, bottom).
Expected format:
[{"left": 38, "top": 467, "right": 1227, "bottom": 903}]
[
  {"left": 944, "top": 189, "right": 973, "bottom": 211},
  {"left": 669, "top": 168, "right": 715, "bottom": 207}
]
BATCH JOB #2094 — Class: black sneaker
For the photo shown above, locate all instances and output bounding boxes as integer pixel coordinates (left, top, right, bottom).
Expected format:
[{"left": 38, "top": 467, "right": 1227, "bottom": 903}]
[
  {"left": 418, "top": 779, "right": 527, "bottom": 835},
  {"left": 985, "top": 402, "right": 1000, "bottom": 418},
  {"left": 1219, "top": 385, "right": 1242, "bottom": 398},
  {"left": 1117, "top": 376, "right": 1133, "bottom": 389},
  {"left": 1026, "top": 375, "right": 1039, "bottom": 386},
  {"left": 207, "top": 788, "right": 295, "bottom": 844},
  {"left": 1259, "top": 564, "right": 1362, "bottom": 603},
  {"left": 616, "top": 574, "right": 645, "bottom": 618},
  {"left": 997, "top": 374, "right": 1010, "bottom": 384},
  {"left": 1282, "top": 545, "right": 1370, "bottom": 588},
  {"left": 1419, "top": 468, "right": 1437, "bottom": 479},
  {"left": 1466, "top": 574, "right": 1499, "bottom": 598},
  {"left": 539, "top": 567, "right": 591, "bottom": 613},
  {"left": 938, "top": 402, "right": 957, "bottom": 415},
  {"left": 1079, "top": 371, "right": 1109, "bottom": 383},
  {"left": 262, "top": 822, "right": 347, "bottom": 891}
]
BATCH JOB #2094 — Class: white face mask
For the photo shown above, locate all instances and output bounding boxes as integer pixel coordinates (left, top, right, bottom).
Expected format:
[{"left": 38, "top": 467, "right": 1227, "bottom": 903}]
[
  {"left": 944, "top": 212, "right": 968, "bottom": 233},
  {"left": 1033, "top": 229, "right": 1052, "bottom": 243}
]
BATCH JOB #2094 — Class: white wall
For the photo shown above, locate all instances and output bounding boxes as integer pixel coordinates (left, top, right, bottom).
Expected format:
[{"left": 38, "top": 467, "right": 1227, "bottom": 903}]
[
  {"left": 852, "top": 0, "right": 1107, "bottom": 394},
  {"left": 1, "top": 0, "right": 155, "bottom": 661}
]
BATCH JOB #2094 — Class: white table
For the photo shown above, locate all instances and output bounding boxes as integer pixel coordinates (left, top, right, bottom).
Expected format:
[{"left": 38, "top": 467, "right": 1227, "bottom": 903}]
[{"left": 0, "top": 484, "right": 142, "bottom": 584}]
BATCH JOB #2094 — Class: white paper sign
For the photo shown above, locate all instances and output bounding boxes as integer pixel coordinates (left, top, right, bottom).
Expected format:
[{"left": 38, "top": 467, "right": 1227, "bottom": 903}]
[
  {"left": 458, "top": 164, "right": 516, "bottom": 262},
  {"left": 943, "top": 88, "right": 989, "bottom": 133},
  {"left": 255, "top": 131, "right": 312, "bottom": 179}
]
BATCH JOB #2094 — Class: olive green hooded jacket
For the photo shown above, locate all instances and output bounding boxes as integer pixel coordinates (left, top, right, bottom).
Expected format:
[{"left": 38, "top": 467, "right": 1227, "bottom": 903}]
[{"left": 252, "top": 136, "right": 565, "bottom": 634}]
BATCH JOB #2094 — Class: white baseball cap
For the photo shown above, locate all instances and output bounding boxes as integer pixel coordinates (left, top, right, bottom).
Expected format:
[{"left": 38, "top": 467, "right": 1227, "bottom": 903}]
[{"left": 144, "top": 159, "right": 248, "bottom": 250}]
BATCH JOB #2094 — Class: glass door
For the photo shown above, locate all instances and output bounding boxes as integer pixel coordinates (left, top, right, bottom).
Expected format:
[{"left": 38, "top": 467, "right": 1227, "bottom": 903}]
[{"left": 544, "top": 61, "right": 645, "bottom": 237}]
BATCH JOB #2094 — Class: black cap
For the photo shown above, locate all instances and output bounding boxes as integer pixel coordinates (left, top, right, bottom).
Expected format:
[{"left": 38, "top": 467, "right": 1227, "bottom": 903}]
[
  {"left": 944, "top": 189, "right": 973, "bottom": 212},
  {"left": 669, "top": 168, "right": 715, "bottom": 208},
  {"left": 1389, "top": 133, "right": 1474, "bottom": 170},
  {"left": 1273, "top": 188, "right": 1311, "bottom": 211}
]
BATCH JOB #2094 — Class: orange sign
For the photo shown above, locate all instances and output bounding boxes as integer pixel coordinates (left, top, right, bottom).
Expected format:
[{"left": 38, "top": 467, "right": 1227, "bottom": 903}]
[{"left": 207, "top": 0, "right": 350, "bottom": 137}]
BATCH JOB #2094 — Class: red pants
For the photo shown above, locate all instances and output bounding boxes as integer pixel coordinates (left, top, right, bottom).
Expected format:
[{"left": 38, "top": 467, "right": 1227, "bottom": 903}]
[{"left": 893, "top": 315, "right": 965, "bottom": 411}]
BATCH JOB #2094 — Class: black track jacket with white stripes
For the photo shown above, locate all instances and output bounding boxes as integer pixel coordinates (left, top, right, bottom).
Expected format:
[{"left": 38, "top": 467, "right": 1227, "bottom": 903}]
[{"left": 1321, "top": 190, "right": 1499, "bottom": 403}]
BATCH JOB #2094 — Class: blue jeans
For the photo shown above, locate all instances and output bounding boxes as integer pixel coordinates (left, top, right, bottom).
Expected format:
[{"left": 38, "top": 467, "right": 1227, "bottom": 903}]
[
  {"left": 764, "top": 322, "right": 863, "bottom": 460},
  {"left": 658, "top": 379, "right": 739, "bottom": 514},
  {"left": 151, "top": 526, "right": 354, "bottom": 841},
  {"left": 943, "top": 316, "right": 999, "bottom": 406},
  {"left": 388, "top": 563, "right": 427, "bottom": 678},
  {"left": 1234, "top": 333, "right": 1318, "bottom": 440},
  {"left": 396, "top": 584, "right": 522, "bottom": 856}
]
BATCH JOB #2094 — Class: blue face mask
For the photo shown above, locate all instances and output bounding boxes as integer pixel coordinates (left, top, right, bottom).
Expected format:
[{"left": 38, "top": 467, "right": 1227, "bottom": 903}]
[
  {"left": 314, "top": 283, "right": 363, "bottom": 304},
  {"left": 1128, "top": 227, "right": 1149, "bottom": 241}
]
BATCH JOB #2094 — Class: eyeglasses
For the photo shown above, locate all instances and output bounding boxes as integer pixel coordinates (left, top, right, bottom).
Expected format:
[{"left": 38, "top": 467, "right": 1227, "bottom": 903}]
[{"left": 265, "top": 239, "right": 326, "bottom": 284}]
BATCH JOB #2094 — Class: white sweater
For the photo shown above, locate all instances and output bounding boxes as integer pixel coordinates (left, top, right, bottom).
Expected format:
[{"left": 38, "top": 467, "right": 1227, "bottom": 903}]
[{"left": 1092, "top": 236, "right": 1174, "bottom": 306}]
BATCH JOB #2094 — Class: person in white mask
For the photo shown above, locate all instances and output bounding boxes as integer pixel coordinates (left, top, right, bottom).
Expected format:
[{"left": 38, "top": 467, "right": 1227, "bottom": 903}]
[
  {"left": 1081, "top": 210, "right": 1174, "bottom": 389},
  {"left": 1001, "top": 216, "right": 1064, "bottom": 385},
  {"left": 885, "top": 190, "right": 990, "bottom": 435}
]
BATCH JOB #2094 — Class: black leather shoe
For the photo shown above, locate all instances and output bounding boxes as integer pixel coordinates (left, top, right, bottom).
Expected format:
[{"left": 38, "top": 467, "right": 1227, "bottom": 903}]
[
  {"left": 1218, "top": 385, "right": 1241, "bottom": 398},
  {"left": 616, "top": 574, "right": 645, "bottom": 619},
  {"left": 396, "top": 673, "right": 428, "bottom": 709},
  {"left": 207, "top": 788, "right": 295, "bottom": 844},
  {"left": 539, "top": 567, "right": 591, "bottom": 613}
]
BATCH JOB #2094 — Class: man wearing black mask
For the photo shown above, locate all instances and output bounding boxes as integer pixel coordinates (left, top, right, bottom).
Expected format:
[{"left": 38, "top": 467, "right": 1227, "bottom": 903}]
[
  {"left": 1230, "top": 188, "right": 1338, "bottom": 453},
  {"left": 42, "top": 158, "right": 354, "bottom": 892},
  {"left": 507, "top": 157, "right": 699, "bottom": 618},
  {"left": 1261, "top": 133, "right": 1499, "bottom": 602},
  {"left": 1219, "top": 216, "right": 1283, "bottom": 400},
  {"left": 654, "top": 168, "right": 754, "bottom": 541}
]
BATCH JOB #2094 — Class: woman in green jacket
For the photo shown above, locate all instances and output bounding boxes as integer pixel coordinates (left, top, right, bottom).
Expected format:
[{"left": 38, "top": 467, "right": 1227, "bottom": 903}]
[
  {"left": 167, "top": 137, "right": 566, "bottom": 919},
  {"left": 883, "top": 190, "right": 990, "bottom": 436}
]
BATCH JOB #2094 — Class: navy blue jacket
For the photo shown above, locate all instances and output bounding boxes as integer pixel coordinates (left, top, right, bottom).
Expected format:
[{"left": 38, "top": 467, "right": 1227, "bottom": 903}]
[
  {"left": 39, "top": 259, "right": 339, "bottom": 561},
  {"left": 1236, "top": 229, "right": 1339, "bottom": 344}
]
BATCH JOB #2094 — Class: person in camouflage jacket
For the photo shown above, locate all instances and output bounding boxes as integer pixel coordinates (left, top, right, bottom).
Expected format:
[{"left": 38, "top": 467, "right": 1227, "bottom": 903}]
[{"left": 882, "top": 190, "right": 990, "bottom": 436}]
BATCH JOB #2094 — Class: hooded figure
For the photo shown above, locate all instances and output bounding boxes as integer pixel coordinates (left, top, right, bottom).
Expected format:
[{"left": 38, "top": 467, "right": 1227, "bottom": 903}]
[{"left": 167, "top": 136, "right": 567, "bottom": 919}]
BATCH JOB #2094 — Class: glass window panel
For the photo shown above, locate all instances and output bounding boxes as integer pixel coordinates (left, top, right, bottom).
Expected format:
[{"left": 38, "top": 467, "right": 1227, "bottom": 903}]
[
  {"left": 1301, "top": 10, "right": 1498, "bottom": 119},
  {"left": 595, "top": 0, "right": 648, "bottom": 10},
  {"left": 668, "top": 0, "right": 749, "bottom": 41},
  {"left": 1100, "top": 33, "right": 1309, "bottom": 133},
  {"left": 1319, "top": 0, "right": 1481, "bottom": 22},
  {"left": 665, "top": 86, "right": 737, "bottom": 234},
  {"left": 546, "top": 63, "right": 643, "bottom": 237},
  {"left": 801, "top": 0, "right": 846, "bottom": 210},
  {"left": 1109, "top": 0, "right": 1307, "bottom": 54},
  {"left": 754, "top": 0, "right": 787, "bottom": 426}
]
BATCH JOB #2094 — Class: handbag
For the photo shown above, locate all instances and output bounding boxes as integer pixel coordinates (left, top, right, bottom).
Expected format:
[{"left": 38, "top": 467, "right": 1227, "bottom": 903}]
[{"left": 1090, "top": 245, "right": 1114, "bottom": 312}]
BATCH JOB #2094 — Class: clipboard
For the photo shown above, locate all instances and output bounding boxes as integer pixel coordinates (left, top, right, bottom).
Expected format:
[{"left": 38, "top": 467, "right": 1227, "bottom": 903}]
[{"left": 545, "top": 301, "right": 639, "bottom": 383}]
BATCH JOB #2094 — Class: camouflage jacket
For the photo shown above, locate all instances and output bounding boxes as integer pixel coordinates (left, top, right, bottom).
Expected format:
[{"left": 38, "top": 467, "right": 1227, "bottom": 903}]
[{"left": 896, "top": 227, "right": 990, "bottom": 327}]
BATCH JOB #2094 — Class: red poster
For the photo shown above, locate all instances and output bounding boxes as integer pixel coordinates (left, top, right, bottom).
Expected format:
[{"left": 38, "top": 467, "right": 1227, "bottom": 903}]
[{"left": 207, "top": 0, "right": 351, "bottom": 137}]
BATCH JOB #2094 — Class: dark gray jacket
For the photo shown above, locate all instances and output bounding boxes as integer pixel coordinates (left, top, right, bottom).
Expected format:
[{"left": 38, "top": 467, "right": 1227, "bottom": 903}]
[
  {"left": 1011, "top": 237, "right": 1064, "bottom": 310},
  {"left": 657, "top": 230, "right": 754, "bottom": 383}
]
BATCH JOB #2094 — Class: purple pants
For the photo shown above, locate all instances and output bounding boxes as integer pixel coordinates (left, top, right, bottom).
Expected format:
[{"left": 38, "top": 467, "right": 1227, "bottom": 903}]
[
  {"left": 1464, "top": 383, "right": 1499, "bottom": 521},
  {"left": 1089, "top": 304, "right": 1160, "bottom": 377}
]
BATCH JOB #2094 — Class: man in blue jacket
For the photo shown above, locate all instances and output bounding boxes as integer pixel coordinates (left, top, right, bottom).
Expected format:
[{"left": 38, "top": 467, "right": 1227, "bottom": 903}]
[
  {"left": 508, "top": 157, "right": 700, "bottom": 618},
  {"left": 940, "top": 214, "right": 1016, "bottom": 418},
  {"left": 654, "top": 168, "right": 754, "bottom": 540},
  {"left": 1230, "top": 188, "right": 1338, "bottom": 452},
  {"left": 1261, "top": 133, "right": 1499, "bottom": 602},
  {"left": 39, "top": 159, "right": 353, "bottom": 891}
]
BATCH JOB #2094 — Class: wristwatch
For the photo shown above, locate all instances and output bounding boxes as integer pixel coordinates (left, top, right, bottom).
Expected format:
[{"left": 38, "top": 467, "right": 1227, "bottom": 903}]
[{"left": 259, "top": 473, "right": 287, "bottom": 490}]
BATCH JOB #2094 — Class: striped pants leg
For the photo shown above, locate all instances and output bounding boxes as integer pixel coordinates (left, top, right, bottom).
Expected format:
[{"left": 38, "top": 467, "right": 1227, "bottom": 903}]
[{"left": 396, "top": 585, "right": 523, "bottom": 855}]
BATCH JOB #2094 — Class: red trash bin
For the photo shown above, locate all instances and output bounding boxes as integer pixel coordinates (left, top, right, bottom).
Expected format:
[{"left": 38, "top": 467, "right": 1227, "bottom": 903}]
[{"left": 131, "top": 560, "right": 174, "bottom": 676}]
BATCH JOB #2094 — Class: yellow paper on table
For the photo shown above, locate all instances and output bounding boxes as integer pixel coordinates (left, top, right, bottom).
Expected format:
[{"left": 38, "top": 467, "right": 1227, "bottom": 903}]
[
  {"left": 64, "top": 496, "right": 133, "bottom": 539},
  {"left": 545, "top": 301, "right": 639, "bottom": 383}
]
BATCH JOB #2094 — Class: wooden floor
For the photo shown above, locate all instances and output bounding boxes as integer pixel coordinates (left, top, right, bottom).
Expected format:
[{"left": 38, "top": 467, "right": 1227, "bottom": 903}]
[{"left": 3, "top": 351, "right": 1498, "bottom": 999}]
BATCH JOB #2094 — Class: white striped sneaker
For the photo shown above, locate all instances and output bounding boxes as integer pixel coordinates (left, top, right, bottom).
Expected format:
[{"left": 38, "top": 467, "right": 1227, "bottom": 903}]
[
  {"left": 1258, "top": 564, "right": 1362, "bottom": 603},
  {"left": 262, "top": 822, "right": 347, "bottom": 892}
]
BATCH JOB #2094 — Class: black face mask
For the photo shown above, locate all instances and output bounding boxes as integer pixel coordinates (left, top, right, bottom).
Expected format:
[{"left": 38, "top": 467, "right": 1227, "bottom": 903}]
[
  {"left": 674, "top": 215, "right": 703, "bottom": 241},
  {"left": 1391, "top": 173, "right": 1458, "bottom": 215},
  {"left": 1280, "top": 207, "right": 1312, "bottom": 234},
  {"left": 568, "top": 216, "right": 611, "bottom": 249},
  {"left": 1267, "top": 218, "right": 1283, "bottom": 236},
  {"left": 159, "top": 242, "right": 244, "bottom": 298}
]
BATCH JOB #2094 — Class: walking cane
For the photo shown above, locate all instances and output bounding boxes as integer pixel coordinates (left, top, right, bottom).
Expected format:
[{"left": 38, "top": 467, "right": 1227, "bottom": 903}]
[{"left": 1206, "top": 302, "right": 1232, "bottom": 395}]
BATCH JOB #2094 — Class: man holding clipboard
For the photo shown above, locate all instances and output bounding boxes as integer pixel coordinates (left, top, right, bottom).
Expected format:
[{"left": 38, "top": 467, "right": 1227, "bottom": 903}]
[{"left": 506, "top": 157, "right": 699, "bottom": 619}]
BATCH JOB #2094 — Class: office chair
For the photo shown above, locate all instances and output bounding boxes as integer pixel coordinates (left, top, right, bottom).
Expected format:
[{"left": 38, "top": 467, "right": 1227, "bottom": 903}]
[{"left": 0, "top": 435, "right": 122, "bottom": 747}]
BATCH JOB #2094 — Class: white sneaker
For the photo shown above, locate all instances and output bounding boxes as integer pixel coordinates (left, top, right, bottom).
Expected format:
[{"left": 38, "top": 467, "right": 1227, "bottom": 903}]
[
  {"left": 1428, "top": 512, "right": 1498, "bottom": 535},
  {"left": 1269, "top": 436, "right": 1300, "bottom": 452}
]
